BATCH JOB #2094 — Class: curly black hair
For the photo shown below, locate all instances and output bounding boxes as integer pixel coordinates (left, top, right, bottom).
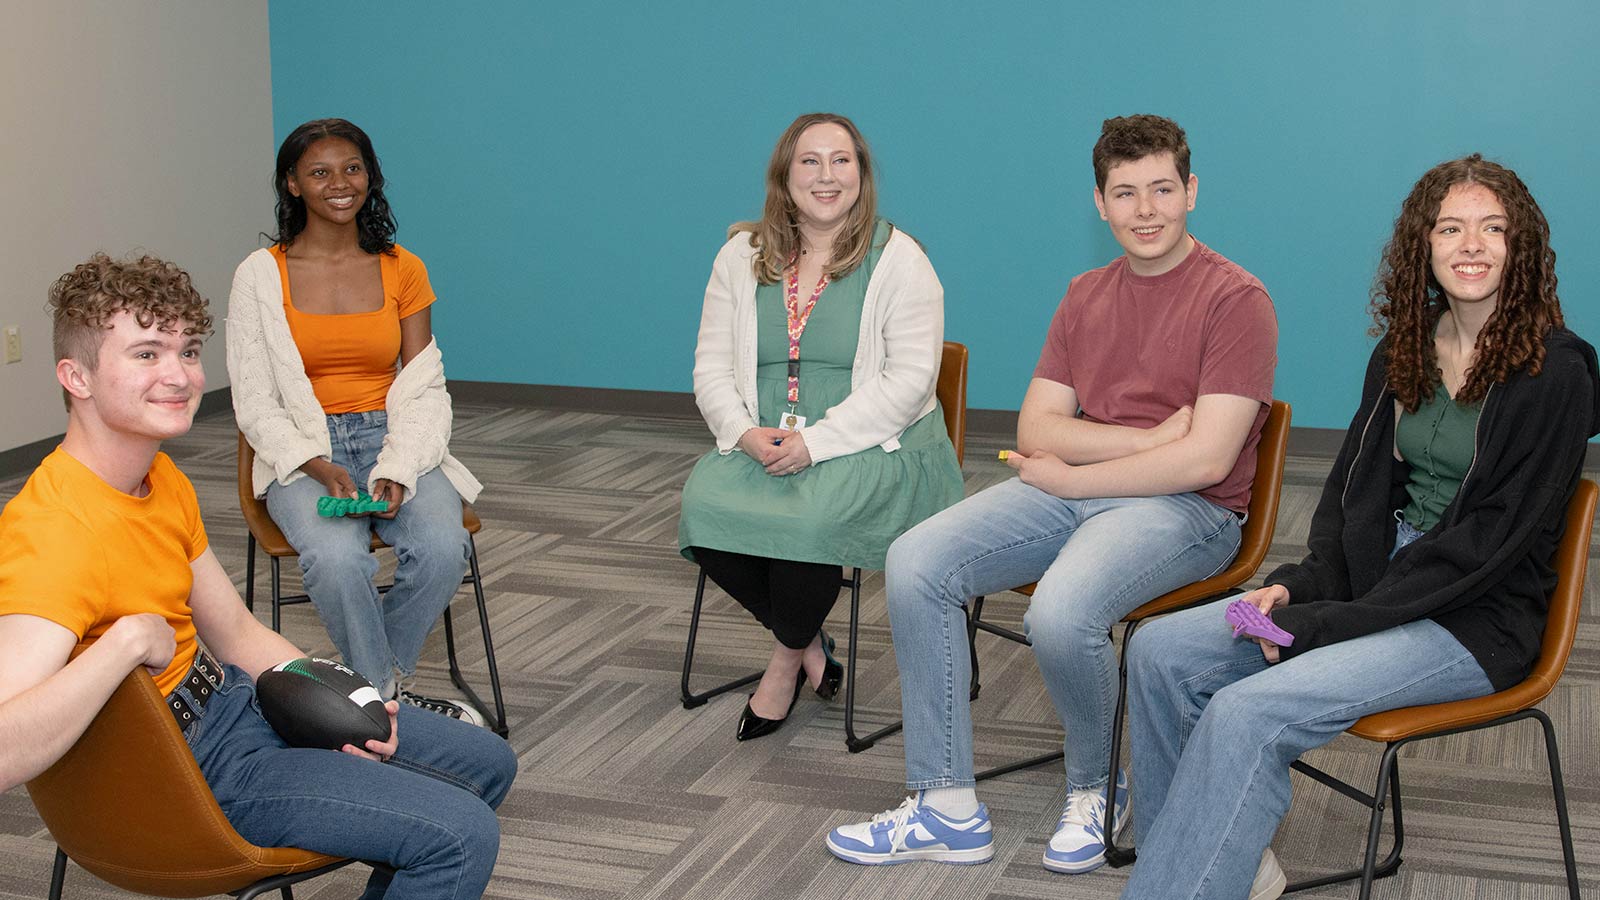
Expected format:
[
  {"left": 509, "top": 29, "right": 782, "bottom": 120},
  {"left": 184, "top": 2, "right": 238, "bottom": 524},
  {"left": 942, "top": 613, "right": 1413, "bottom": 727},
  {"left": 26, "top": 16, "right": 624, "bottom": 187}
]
[{"left": 270, "top": 118, "right": 397, "bottom": 254}]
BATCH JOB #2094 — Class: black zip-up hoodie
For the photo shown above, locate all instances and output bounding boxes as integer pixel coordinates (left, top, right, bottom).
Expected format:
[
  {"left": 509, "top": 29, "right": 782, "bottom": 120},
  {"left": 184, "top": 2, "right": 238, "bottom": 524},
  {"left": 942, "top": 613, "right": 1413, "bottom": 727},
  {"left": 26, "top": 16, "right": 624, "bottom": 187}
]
[{"left": 1265, "top": 327, "right": 1600, "bottom": 691}]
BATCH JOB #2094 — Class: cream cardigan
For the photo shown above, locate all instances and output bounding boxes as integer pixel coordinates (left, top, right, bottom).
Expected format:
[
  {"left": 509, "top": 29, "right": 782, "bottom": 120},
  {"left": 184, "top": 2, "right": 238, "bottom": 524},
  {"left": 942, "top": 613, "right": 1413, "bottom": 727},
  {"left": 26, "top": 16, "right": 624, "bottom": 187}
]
[
  {"left": 226, "top": 248, "right": 481, "bottom": 503},
  {"left": 691, "top": 227, "right": 945, "bottom": 464}
]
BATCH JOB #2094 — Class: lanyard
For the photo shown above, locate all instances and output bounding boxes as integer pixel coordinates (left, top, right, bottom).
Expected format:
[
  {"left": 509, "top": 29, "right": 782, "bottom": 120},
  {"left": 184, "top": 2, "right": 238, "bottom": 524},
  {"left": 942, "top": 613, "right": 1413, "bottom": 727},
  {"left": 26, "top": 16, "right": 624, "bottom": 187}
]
[{"left": 783, "top": 258, "right": 829, "bottom": 405}]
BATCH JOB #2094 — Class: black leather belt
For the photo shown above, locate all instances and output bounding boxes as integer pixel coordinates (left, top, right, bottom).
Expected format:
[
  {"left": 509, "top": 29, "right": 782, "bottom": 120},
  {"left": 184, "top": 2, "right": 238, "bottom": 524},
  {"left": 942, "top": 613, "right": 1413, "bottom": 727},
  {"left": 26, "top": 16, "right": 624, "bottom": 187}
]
[{"left": 167, "top": 649, "right": 223, "bottom": 735}]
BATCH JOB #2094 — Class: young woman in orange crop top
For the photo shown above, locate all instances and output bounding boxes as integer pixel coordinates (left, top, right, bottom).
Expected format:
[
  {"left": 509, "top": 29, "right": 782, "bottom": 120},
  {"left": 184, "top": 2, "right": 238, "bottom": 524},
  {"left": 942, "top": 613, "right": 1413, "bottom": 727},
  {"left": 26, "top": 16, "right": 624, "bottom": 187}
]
[{"left": 227, "top": 118, "right": 485, "bottom": 726}]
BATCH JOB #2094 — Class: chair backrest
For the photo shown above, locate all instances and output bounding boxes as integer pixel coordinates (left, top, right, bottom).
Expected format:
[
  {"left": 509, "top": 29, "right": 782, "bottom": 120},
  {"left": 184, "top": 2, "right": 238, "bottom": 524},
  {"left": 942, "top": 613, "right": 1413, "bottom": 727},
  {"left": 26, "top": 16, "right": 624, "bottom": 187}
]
[
  {"left": 1237, "top": 399, "right": 1293, "bottom": 574},
  {"left": 25, "top": 665, "right": 338, "bottom": 896},
  {"left": 1529, "top": 478, "right": 1597, "bottom": 688},
  {"left": 938, "top": 341, "right": 969, "bottom": 466},
  {"left": 236, "top": 431, "right": 291, "bottom": 552}
]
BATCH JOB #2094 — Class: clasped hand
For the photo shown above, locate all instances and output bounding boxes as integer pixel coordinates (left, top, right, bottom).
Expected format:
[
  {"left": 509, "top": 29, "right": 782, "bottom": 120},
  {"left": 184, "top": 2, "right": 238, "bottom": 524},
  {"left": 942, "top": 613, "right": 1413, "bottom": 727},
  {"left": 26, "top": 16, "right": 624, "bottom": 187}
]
[{"left": 739, "top": 427, "right": 813, "bottom": 476}]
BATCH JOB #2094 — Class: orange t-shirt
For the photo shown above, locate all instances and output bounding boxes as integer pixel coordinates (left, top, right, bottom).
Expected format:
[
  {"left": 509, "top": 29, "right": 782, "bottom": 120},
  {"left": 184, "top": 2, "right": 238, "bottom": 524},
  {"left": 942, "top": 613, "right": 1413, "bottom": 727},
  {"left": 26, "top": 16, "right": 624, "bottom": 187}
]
[
  {"left": 0, "top": 449, "right": 207, "bottom": 695},
  {"left": 273, "top": 243, "right": 437, "bottom": 414}
]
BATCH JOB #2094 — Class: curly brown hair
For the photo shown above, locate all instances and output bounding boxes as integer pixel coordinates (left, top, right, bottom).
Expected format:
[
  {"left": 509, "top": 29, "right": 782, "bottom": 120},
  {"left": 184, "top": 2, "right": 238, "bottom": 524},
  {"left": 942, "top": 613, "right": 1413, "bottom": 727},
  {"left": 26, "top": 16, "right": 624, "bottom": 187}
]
[
  {"left": 1372, "top": 154, "right": 1563, "bottom": 410},
  {"left": 49, "top": 252, "right": 213, "bottom": 373},
  {"left": 1092, "top": 115, "right": 1190, "bottom": 191}
]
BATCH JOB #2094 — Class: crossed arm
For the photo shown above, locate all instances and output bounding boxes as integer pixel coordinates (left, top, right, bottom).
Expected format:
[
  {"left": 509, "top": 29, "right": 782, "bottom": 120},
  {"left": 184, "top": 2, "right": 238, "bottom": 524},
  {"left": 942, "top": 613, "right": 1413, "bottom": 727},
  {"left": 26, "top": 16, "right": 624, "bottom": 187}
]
[{"left": 1009, "top": 378, "right": 1262, "bottom": 499}]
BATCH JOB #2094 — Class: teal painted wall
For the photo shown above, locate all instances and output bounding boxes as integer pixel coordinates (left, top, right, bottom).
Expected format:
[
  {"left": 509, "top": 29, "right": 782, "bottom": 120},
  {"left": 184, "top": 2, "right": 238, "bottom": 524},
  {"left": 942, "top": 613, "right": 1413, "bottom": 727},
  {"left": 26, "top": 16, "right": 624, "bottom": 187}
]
[{"left": 267, "top": 1, "right": 1599, "bottom": 429}]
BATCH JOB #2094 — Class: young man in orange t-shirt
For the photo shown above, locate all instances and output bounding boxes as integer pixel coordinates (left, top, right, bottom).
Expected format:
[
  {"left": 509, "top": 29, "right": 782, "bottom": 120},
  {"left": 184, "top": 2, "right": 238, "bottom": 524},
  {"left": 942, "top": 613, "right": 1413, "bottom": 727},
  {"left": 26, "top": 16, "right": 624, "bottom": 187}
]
[{"left": 0, "top": 254, "right": 515, "bottom": 900}]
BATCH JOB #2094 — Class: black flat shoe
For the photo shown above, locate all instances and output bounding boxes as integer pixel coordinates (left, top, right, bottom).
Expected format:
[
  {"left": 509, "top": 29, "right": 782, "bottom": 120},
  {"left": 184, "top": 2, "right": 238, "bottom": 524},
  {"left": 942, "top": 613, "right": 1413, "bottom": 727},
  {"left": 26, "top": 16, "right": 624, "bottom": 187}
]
[
  {"left": 814, "top": 630, "right": 844, "bottom": 701},
  {"left": 736, "top": 672, "right": 805, "bottom": 742}
]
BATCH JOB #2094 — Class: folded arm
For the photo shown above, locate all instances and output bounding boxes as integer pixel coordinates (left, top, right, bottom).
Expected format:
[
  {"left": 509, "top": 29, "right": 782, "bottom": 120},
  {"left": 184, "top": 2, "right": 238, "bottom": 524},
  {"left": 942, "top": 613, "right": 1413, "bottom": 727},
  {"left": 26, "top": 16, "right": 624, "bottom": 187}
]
[
  {"left": 1009, "top": 392, "right": 1262, "bottom": 500},
  {"left": 1017, "top": 378, "right": 1194, "bottom": 464}
]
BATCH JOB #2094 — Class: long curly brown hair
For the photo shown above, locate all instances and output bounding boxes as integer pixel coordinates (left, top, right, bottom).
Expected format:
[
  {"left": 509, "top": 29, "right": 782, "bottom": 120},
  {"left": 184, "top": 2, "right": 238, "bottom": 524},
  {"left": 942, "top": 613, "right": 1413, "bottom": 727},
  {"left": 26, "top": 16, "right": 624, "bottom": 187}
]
[{"left": 1371, "top": 154, "right": 1563, "bottom": 410}]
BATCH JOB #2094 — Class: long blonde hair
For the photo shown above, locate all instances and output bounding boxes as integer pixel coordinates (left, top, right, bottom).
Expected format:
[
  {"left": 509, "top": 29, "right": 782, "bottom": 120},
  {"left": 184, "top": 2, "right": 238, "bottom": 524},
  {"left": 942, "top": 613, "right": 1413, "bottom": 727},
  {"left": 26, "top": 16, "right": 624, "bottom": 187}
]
[{"left": 729, "top": 112, "right": 879, "bottom": 284}]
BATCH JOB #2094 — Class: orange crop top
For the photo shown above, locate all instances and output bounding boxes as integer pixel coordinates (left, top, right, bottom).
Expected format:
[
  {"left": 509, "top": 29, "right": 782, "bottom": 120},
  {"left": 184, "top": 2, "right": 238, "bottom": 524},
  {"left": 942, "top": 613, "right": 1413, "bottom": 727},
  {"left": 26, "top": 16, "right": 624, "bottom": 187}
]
[{"left": 273, "top": 244, "right": 437, "bottom": 414}]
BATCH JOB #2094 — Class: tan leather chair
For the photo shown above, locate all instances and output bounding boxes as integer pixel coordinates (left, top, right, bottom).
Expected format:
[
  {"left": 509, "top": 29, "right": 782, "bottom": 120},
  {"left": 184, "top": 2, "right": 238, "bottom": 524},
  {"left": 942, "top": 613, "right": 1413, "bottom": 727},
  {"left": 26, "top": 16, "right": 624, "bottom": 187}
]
[
  {"left": 236, "top": 433, "right": 508, "bottom": 736},
  {"left": 1282, "top": 478, "right": 1595, "bottom": 899},
  {"left": 26, "top": 663, "right": 365, "bottom": 899},
  {"left": 679, "top": 341, "right": 969, "bottom": 751}
]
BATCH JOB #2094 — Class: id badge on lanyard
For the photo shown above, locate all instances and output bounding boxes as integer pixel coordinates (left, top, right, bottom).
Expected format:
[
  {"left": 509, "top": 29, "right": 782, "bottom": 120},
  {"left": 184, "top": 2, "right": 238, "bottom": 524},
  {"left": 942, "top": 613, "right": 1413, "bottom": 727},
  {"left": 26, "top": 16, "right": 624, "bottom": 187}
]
[{"left": 782, "top": 259, "right": 828, "bottom": 432}]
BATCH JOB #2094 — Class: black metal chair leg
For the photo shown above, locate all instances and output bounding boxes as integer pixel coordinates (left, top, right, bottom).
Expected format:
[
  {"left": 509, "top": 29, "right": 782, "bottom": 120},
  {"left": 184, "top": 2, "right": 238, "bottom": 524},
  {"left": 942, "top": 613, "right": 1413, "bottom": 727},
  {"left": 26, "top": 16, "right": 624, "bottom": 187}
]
[
  {"left": 1102, "top": 619, "right": 1139, "bottom": 866},
  {"left": 843, "top": 568, "right": 903, "bottom": 753},
  {"left": 1533, "top": 709, "right": 1581, "bottom": 899},
  {"left": 442, "top": 536, "right": 509, "bottom": 737},
  {"left": 680, "top": 568, "right": 761, "bottom": 709},
  {"left": 1357, "top": 744, "right": 1405, "bottom": 898},
  {"left": 967, "top": 596, "right": 984, "bottom": 701},
  {"left": 48, "top": 847, "right": 66, "bottom": 900},
  {"left": 245, "top": 534, "right": 257, "bottom": 612},
  {"left": 467, "top": 535, "right": 508, "bottom": 736},
  {"left": 270, "top": 557, "right": 283, "bottom": 632}
]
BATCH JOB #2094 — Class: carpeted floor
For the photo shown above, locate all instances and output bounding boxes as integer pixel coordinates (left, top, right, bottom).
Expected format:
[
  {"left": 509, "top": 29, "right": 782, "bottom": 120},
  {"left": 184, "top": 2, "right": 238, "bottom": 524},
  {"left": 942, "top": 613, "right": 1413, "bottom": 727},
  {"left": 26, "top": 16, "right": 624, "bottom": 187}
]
[{"left": 0, "top": 401, "right": 1594, "bottom": 899}]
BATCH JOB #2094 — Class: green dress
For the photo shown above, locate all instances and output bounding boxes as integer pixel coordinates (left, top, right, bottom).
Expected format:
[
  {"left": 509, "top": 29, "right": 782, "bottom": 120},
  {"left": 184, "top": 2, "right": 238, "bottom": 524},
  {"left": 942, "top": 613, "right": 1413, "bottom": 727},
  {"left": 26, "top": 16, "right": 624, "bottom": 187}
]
[{"left": 678, "top": 222, "right": 964, "bottom": 569}]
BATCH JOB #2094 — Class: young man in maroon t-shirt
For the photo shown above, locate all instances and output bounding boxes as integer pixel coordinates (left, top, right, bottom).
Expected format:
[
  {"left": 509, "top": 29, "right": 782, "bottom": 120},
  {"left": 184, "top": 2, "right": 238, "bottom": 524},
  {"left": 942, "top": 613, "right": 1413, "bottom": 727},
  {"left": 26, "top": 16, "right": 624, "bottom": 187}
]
[{"left": 828, "top": 115, "right": 1278, "bottom": 873}]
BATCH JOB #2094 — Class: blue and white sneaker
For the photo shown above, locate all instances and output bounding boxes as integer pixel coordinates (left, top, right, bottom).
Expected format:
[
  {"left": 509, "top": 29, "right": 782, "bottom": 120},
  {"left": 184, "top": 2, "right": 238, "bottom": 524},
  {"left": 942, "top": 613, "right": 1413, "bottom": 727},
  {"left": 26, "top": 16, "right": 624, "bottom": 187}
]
[
  {"left": 1042, "top": 770, "right": 1130, "bottom": 873},
  {"left": 826, "top": 794, "right": 994, "bottom": 865}
]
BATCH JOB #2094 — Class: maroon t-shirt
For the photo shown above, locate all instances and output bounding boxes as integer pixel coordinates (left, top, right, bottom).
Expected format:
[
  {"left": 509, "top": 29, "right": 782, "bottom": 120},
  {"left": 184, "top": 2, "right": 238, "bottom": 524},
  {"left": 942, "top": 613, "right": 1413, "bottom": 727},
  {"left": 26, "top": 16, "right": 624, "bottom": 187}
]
[{"left": 1032, "top": 238, "right": 1277, "bottom": 512}]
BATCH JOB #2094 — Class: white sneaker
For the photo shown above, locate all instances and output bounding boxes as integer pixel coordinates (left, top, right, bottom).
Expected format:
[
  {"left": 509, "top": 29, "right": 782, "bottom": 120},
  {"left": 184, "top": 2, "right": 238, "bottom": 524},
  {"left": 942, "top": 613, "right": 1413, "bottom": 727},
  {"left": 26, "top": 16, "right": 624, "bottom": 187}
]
[
  {"left": 398, "top": 688, "right": 487, "bottom": 727},
  {"left": 1042, "top": 770, "right": 1130, "bottom": 873},
  {"left": 1249, "top": 848, "right": 1287, "bottom": 900},
  {"left": 826, "top": 795, "right": 995, "bottom": 865}
]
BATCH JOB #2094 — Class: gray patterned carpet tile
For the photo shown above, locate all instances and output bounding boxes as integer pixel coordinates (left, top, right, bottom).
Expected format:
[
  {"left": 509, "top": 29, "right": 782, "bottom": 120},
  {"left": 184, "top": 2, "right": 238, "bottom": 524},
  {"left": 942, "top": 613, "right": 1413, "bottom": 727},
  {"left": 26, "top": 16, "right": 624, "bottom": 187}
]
[{"left": 0, "top": 402, "right": 1595, "bottom": 899}]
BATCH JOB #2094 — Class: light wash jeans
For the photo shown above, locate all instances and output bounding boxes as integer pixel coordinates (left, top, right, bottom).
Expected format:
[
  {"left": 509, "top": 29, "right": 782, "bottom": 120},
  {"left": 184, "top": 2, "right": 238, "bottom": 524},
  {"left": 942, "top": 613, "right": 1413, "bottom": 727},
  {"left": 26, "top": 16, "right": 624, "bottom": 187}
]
[
  {"left": 265, "top": 411, "right": 470, "bottom": 695},
  {"left": 184, "top": 664, "right": 516, "bottom": 900},
  {"left": 1120, "top": 524, "right": 1493, "bottom": 900},
  {"left": 887, "top": 477, "right": 1242, "bottom": 790}
]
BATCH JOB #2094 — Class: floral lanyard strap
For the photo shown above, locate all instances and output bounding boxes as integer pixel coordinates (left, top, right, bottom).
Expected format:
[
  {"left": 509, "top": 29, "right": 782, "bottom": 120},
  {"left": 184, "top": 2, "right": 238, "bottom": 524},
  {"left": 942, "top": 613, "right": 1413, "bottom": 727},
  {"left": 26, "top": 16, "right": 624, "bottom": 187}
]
[{"left": 783, "top": 253, "right": 830, "bottom": 412}]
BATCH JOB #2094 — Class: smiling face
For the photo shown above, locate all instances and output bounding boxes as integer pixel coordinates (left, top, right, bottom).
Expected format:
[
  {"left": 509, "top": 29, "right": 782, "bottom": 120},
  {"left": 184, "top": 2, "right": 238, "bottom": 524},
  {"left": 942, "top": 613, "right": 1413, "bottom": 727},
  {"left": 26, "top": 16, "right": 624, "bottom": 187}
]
[
  {"left": 286, "top": 136, "right": 370, "bottom": 228},
  {"left": 1093, "top": 151, "right": 1199, "bottom": 276},
  {"left": 787, "top": 122, "right": 862, "bottom": 239},
  {"left": 1428, "top": 182, "right": 1508, "bottom": 311},
  {"left": 64, "top": 310, "right": 205, "bottom": 442}
]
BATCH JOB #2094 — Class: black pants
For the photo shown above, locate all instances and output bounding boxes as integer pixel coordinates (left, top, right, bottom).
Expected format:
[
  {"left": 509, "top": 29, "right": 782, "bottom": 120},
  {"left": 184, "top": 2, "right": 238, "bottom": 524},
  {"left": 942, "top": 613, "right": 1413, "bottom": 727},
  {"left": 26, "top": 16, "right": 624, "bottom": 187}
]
[{"left": 691, "top": 546, "right": 842, "bottom": 650}]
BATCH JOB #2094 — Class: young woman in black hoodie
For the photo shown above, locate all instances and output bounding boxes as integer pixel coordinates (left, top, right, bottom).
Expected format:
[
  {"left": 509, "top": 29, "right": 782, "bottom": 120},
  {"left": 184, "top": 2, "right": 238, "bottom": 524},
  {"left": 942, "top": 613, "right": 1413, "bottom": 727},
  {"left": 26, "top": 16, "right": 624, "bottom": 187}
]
[{"left": 1119, "top": 155, "right": 1600, "bottom": 900}]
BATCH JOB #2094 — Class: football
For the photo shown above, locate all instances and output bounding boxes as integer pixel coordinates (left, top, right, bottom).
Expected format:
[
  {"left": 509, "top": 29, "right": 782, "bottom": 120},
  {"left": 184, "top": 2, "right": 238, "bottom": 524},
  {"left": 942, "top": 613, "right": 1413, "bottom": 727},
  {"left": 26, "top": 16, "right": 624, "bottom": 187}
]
[{"left": 255, "top": 657, "right": 391, "bottom": 751}]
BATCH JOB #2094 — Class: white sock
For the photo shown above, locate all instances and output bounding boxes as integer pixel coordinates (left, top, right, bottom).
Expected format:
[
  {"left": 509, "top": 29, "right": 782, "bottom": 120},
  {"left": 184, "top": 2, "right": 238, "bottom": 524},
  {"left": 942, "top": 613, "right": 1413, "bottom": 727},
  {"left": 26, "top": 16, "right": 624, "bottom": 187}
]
[{"left": 920, "top": 787, "right": 980, "bottom": 819}]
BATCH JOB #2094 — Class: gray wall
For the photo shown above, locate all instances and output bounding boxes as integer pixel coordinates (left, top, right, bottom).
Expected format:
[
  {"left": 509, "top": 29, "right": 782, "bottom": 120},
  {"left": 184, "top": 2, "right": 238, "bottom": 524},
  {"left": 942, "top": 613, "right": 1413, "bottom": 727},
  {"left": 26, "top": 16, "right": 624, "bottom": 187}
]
[{"left": 0, "top": 1, "right": 274, "bottom": 456}]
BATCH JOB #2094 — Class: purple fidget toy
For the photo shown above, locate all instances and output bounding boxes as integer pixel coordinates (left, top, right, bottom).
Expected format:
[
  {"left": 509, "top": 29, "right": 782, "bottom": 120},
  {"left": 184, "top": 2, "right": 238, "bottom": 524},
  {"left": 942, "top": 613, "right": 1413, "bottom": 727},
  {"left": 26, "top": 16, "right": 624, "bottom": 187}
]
[{"left": 1225, "top": 599, "right": 1294, "bottom": 647}]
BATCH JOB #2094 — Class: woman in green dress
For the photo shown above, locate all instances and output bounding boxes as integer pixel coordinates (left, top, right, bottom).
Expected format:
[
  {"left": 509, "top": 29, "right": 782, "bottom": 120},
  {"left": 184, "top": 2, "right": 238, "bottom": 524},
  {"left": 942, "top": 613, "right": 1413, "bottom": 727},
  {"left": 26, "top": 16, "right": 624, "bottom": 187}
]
[{"left": 680, "top": 112, "right": 964, "bottom": 741}]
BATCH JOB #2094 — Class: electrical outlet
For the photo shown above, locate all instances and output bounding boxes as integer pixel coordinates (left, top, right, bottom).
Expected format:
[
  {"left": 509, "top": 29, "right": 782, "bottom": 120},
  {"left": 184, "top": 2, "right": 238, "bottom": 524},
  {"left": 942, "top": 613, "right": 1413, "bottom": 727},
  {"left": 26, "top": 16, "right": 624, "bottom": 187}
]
[{"left": 3, "top": 325, "right": 19, "bottom": 364}]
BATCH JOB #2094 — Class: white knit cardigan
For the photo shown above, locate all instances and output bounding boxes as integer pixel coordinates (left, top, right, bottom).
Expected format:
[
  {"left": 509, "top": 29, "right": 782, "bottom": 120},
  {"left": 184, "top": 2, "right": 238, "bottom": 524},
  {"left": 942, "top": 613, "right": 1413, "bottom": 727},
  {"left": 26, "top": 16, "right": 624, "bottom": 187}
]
[
  {"left": 691, "top": 227, "right": 944, "bottom": 463},
  {"left": 226, "top": 248, "right": 482, "bottom": 503}
]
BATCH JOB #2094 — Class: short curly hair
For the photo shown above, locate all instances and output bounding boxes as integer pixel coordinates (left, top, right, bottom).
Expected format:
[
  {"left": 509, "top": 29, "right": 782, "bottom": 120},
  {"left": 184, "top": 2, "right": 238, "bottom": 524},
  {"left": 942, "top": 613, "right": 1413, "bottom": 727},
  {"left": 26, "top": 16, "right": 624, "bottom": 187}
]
[
  {"left": 1092, "top": 115, "right": 1190, "bottom": 190},
  {"left": 49, "top": 252, "right": 213, "bottom": 374}
]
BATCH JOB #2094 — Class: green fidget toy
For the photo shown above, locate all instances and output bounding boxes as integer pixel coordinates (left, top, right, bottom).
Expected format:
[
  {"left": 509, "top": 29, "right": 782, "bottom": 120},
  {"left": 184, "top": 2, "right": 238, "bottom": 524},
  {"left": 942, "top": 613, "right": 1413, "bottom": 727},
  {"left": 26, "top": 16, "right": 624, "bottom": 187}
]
[{"left": 316, "top": 491, "right": 391, "bottom": 517}]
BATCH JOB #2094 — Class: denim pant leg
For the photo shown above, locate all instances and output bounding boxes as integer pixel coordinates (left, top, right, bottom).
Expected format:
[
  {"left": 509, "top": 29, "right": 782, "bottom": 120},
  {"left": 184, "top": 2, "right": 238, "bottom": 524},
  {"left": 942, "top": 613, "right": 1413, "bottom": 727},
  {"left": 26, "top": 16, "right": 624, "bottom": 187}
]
[
  {"left": 1122, "top": 606, "right": 1494, "bottom": 900},
  {"left": 888, "top": 478, "right": 1093, "bottom": 789},
  {"left": 370, "top": 466, "right": 470, "bottom": 679},
  {"left": 1024, "top": 493, "right": 1241, "bottom": 790},
  {"left": 265, "top": 470, "right": 389, "bottom": 689},
  {"left": 194, "top": 668, "right": 518, "bottom": 900}
]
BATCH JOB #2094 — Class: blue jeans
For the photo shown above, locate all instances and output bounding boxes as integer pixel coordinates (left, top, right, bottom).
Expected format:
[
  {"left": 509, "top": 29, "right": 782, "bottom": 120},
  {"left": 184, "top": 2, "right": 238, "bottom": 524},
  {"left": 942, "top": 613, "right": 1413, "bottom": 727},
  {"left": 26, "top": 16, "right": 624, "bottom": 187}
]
[
  {"left": 887, "top": 478, "right": 1242, "bottom": 790},
  {"left": 185, "top": 664, "right": 517, "bottom": 900},
  {"left": 1121, "top": 588, "right": 1493, "bottom": 898},
  {"left": 265, "top": 411, "right": 470, "bottom": 694}
]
